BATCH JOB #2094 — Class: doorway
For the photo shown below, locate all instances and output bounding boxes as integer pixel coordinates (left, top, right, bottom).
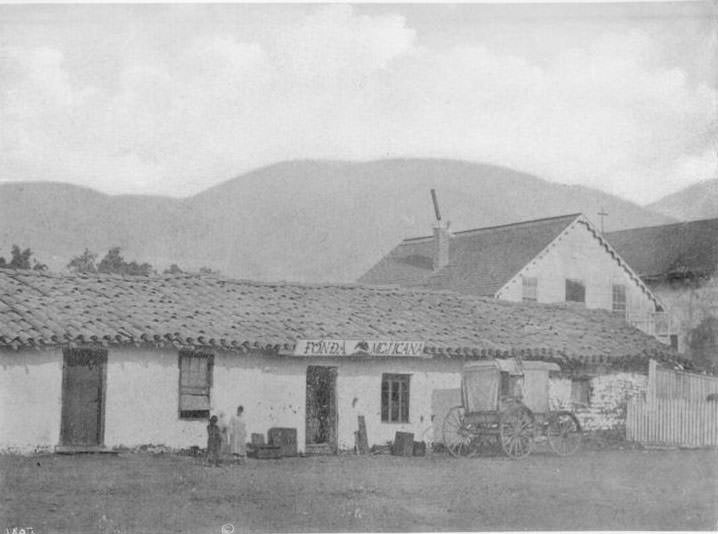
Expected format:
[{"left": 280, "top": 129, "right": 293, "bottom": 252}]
[
  {"left": 60, "top": 348, "right": 107, "bottom": 447},
  {"left": 305, "top": 366, "right": 337, "bottom": 452}
]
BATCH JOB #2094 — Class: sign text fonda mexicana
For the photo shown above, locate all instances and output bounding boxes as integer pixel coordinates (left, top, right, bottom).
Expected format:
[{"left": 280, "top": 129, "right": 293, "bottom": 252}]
[{"left": 293, "top": 339, "right": 426, "bottom": 357}]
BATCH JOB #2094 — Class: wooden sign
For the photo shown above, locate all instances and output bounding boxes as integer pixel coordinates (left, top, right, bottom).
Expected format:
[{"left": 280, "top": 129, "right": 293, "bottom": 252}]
[{"left": 293, "top": 339, "right": 426, "bottom": 357}]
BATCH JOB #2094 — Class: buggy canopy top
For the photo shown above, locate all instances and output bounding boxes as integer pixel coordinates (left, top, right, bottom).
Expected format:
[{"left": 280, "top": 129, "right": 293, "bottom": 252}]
[
  {"left": 461, "top": 359, "right": 561, "bottom": 413},
  {"left": 463, "top": 359, "right": 561, "bottom": 376}
]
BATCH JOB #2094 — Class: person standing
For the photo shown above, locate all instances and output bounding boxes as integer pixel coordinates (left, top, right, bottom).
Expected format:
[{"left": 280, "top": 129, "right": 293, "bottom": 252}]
[
  {"left": 229, "top": 405, "right": 247, "bottom": 464},
  {"left": 217, "top": 411, "right": 230, "bottom": 458},
  {"left": 206, "top": 415, "right": 223, "bottom": 467}
]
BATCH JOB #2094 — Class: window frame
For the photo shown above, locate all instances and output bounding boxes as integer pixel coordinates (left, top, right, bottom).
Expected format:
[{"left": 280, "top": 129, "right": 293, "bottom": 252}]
[
  {"left": 522, "top": 276, "right": 538, "bottom": 302},
  {"left": 178, "top": 350, "right": 214, "bottom": 419},
  {"left": 381, "top": 373, "right": 410, "bottom": 423},
  {"left": 570, "top": 378, "right": 591, "bottom": 406},
  {"left": 565, "top": 278, "right": 586, "bottom": 304},
  {"left": 612, "top": 283, "right": 627, "bottom": 317}
]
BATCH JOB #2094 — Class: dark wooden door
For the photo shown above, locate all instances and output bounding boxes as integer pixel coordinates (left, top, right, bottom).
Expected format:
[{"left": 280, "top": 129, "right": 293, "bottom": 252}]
[
  {"left": 61, "top": 348, "right": 107, "bottom": 447},
  {"left": 305, "top": 366, "right": 337, "bottom": 450}
]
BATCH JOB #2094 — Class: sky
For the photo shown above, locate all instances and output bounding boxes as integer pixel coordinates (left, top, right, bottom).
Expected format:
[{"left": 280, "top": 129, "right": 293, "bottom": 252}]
[{"left": 0, "top": 2, "right": 715, "bottom": 204}]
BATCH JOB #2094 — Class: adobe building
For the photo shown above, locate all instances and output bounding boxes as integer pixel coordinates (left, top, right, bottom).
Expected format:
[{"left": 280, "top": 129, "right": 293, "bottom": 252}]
[{"left": 0, "top": 269, "right": 680, "bottom": 454}]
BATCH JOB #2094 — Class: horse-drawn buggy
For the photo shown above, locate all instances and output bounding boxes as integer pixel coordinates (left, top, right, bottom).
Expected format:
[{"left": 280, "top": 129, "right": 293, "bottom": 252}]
[{"left": 442, "top": 359, "right": 582, "bottom": 458}]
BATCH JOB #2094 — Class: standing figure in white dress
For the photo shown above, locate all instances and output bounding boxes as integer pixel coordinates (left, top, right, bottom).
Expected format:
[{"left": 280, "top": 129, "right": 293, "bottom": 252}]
[{"left": 229, "top": 405, "right": 247, "bottom": 464}]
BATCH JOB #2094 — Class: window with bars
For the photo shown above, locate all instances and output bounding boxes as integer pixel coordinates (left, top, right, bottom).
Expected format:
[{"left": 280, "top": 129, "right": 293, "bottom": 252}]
[
  {"left": 522, "top": 276, "right": 538, "bottom": 302},
  {"left": 178, "top": 350, "right": 214, "bottom": 419},
  {"left": 612, "top": 284, "right": 627, "bottom": 317},
  {"left": 381, "top": 374, "right": 410, "bottom": 423},
  {"left": 565, "top": 279, "right": 586, "bottom": 303}
]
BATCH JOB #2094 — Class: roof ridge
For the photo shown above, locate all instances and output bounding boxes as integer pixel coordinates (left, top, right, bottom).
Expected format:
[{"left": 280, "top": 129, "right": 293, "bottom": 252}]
[
  {"left": 606, "top": 216, "right": 718, "bottom": 235},
  {"left": 0, "top": 267, "right": 488, "bottom": 297},
  {"left": 401, "top": 213, "right": 582, "bottom": 243}
]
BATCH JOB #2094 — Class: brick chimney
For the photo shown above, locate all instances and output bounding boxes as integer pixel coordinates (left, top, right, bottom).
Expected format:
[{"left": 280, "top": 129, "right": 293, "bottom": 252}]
[{"left": 430, "top": 189, "right": 450, "bottom": 271}]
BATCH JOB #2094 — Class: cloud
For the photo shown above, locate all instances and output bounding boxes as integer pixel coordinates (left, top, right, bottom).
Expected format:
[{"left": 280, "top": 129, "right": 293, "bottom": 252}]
[{"left": 0, "top": 5, "right": 715, "bottom": 203}]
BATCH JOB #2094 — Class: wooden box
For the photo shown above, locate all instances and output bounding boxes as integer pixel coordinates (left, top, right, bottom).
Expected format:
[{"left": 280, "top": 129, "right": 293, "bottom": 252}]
[
  {"left": 392, "top": 431, "right": 415, "bottom": 457},
  {"left": 268, "top": 427, "right": 298, "bottom": 457},
  {"left": 254, "top": 445, "right": 282, "bottom": 459}
]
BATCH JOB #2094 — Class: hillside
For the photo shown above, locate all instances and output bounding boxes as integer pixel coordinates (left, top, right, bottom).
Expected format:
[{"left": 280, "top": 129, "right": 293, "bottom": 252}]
[
  {"left": 0, "top": 159, "right": 675, "bottom": 282},
  {"left": 648, "top": 179, "right": 718, "bottom": 221}
]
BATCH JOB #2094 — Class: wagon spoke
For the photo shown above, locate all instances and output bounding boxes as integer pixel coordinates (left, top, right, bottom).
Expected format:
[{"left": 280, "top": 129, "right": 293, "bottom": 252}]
[
  {"left": 547, "top": 412, "right": 582, "bottom": 456},
  {"left": 443, "top": 406, "right": 478, "bottom": 458},
  {"left": 499, "top": 406, "right": 534, "bottom": 458}
]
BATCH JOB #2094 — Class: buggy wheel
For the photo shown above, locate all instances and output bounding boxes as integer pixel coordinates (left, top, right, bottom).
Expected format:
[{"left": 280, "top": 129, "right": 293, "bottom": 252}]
[
  {"left": 442, "top": 406, "right": 478, "bottom": 458},
  {"left": 499, "top": 406, "right": 534, "bottom": 458},
  {"left": 547, "top": 411, "right": 582, "bottom": 456}
]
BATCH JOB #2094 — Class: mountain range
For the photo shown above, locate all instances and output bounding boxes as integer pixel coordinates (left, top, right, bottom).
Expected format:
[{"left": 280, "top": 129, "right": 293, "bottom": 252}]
[
  {"left": 647, "top": 179, "right": 718, "bottom": 221},
  {"left": 0, "top": 159, "right": 687, "bottom": 282}
]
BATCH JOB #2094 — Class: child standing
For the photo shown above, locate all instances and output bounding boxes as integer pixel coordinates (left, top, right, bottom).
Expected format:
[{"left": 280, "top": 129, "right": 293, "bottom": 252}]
[{"left": 206, "top": 415, "right": 223, "bottom": 467}]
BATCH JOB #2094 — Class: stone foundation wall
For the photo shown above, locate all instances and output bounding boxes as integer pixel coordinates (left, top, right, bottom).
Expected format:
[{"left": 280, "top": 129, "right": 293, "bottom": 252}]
[{"left": 549, "top": 373, "right": 647, "bottom": 432}]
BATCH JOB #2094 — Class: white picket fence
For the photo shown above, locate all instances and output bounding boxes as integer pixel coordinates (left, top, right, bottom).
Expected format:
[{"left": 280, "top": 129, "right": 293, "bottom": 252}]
[
  {"left": 626, "top": 397, "right": 718, "bottom": 448},
  {"left": 626, "top": 360, "right": 718, "bottom": 448}
]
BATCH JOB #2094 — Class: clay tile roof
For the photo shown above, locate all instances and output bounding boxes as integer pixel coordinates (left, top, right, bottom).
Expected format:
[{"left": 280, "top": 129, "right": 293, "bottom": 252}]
[
  {"left": 606, "top": 218, "right": 718, "bottom": 280},
  {"left": 0, "top": 267, "right": 676, "bottom": 363},
  {"left": 359, "top": 213, "right": 581, "bottom": 296}
]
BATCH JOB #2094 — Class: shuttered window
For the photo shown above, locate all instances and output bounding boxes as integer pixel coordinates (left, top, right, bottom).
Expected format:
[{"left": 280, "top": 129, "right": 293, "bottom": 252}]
[
  {"left": 612, "top": 284, "right": 627, "bottom": 317},
  {"left": 565, "top": 279, "right": 586, "bottom": 303},
  {"left": 179, "top": 350, "right": 214, "bottom": 419},
  {"left": 381, "top": 374, "right": 410, "bottom": 423},
  {"left": 522, "top": 276, "right": 538, "bottom": 302}
]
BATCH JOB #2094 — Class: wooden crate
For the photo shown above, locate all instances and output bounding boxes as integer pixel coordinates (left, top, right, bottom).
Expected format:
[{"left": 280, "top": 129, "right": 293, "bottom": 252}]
[
  {"left": 254, "top": 445, "right": 282, "bottom": 459},
  {"left": 392, "top": 431, "right": 415, "bottom": 456},
  {"left": 268, "top": 427, "right": 298, "bottom": 457}
]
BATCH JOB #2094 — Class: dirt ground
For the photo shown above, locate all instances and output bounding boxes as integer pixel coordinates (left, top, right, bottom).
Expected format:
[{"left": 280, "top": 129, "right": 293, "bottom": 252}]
[{"left": 1, "top": 447, "right": 717, "bottom": 533}]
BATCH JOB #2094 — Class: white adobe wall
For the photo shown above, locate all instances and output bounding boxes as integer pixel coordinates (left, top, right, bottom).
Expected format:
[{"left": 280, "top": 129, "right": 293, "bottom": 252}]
[
  {"left": 549, "top": 373, "right": 647, "bottom": 432},
  {"left": 0, "top": 348, "right": 63, "bottom": 453},
  {"left": 215, "top": 354, "right": 465, "bottom": 451},
  {"left": 211, "top": 352, "right": 307, "bottom": 449},
  {"left": 105, "top": 348, "right": 309, "bottom": 449},
  {"left": 333, "top": 359, "right": 464, "bottom": 449},
  {"left": 104, "top": 346, "right": 206, "bottom": 449},
  {"left": 0, "top": 345, "right": 462, "bottom": 452},
  {"left": 105, "top": 348, "right": 465, "bottom": 452},
  {"left": 0, "top": 344, "right": 649, "bottom": 452},
  {"left": 498, "top": 222, "right": 656, "bottom": 323}
]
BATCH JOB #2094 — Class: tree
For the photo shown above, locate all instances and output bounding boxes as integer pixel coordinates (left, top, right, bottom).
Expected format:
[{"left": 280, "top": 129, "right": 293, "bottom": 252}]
[
  {"left": 66, "top": 246, "right": 155, "bottom": 276},
  {"left": 67, "top": 249, "right": 98, "bottom": 273},
  {"left": 94, "top": 247, "right": 154, "bottom": 276},
  {"left": 163, "top": 264, "right": 184, "bottom": 275},
  {"left": 688, "top": 317, "right": 718, "bottom": 370},
  {"left": 97, "top": 247, "right": 124, "bottom": 274},
  {"left": 0, "top": 245, "right": 47, "bottom": 271}
]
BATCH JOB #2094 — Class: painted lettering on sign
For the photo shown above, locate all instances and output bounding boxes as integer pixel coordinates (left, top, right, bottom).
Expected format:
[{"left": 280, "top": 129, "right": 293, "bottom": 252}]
[{"left": 293, "top": 340, "right": 426, "bottom": 357}]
